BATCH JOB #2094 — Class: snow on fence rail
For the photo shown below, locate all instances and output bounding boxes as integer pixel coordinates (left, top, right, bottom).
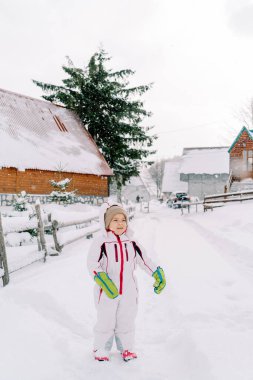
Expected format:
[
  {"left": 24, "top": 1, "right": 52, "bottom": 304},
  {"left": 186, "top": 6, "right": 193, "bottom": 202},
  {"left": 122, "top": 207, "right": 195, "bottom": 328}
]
[
  {"left": 51, "top": 210, "right": 100, "bottom": 253},
  {"left": 0, "top": 204, "right": 49, "bottom": 286},
  {"left": 0, "top": 203, "right": 136, "bottom": 286}
]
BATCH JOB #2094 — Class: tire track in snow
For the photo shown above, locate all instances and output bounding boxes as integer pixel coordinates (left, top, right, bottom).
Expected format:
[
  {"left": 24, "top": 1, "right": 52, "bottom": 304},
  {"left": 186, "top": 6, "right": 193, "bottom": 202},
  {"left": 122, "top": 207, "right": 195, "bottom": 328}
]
[
  {"left": 184, "top": 216, "right": 253, "bottom": 283},
  {"left": 135, "top": 210, "right": 253, "bottom": 380},
  {"left": 133, "top": 212, "right": 216, "bottom": 380}
]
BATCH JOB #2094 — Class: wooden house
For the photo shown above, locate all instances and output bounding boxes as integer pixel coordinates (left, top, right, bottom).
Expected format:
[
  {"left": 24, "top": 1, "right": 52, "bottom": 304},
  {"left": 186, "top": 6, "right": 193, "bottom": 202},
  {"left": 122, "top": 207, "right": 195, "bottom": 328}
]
[
  {"left": 228, "top": 126, "right": 253, "bottom": 181},
  {"left": 0, "top": 88, "right": 113, "bottom": 196}
]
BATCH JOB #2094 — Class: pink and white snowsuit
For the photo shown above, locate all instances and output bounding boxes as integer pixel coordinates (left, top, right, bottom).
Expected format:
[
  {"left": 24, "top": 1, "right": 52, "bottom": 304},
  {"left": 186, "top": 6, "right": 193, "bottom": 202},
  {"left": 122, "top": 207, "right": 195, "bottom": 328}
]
[{"left": 87, "top": 204, "right": 157, "bottom": 352}]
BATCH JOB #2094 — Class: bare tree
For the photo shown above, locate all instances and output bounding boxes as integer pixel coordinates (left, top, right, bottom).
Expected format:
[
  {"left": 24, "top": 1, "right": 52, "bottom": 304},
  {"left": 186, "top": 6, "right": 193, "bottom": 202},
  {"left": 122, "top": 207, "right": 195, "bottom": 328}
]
[
  {"left": 148, "top": 160, "right": 165, "bottom": 198},
  {"left": 149, "top": 157, "right": 180, "bottom": 198},
  {"left": 235, "top": 97, "right": 253, "bottom": 129}
]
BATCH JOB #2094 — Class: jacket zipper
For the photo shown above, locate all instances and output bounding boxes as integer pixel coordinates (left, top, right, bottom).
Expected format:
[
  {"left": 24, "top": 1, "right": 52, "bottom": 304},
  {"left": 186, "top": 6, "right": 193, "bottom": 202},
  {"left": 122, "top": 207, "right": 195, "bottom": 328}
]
[
  {"left": 114, "top": 244, "right": 118, "bottom": 262},
  {"left": 124, "top": 243, "right": 129, "bottom": 261},
  {"left": 116, "top": 235, "right": 124, "bottom": 295}
]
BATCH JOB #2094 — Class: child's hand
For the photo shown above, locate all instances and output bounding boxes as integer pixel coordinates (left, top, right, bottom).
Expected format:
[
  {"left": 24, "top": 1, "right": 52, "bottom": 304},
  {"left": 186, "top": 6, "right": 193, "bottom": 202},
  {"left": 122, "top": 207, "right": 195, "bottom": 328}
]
[
  {"left": 152, "top": 267, "right": 166, "bottom": 294},
  {"left": 94, "top": 272, "right": 119, "bottom": 299}
]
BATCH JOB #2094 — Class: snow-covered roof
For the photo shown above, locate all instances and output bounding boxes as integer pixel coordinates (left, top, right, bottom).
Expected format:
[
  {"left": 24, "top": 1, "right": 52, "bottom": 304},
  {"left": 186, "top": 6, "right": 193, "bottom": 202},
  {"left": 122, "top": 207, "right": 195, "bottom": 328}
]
[
  {"left": 228, "top": 126, "right": 253, "bottom": 153},
  {"left": 180, "top": 147, "right": 229, "bottom": 174},
  {"left": 162, "top": 160, "right": 188, "bottom": 193},
  {"left": 0, "top": 88, "right": 113, "bottom": 176}
]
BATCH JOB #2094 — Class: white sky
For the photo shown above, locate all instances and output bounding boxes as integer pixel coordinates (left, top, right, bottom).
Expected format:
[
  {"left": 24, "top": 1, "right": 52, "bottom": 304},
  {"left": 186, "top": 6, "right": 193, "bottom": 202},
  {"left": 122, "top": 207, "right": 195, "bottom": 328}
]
[{"left": 1, "top": 0, "right": 253, "bottom": 159}]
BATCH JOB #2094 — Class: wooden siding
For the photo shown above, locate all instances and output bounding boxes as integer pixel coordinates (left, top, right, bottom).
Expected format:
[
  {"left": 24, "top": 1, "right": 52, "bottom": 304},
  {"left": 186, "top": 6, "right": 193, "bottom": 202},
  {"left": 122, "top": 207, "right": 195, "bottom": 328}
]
[
  {"left": 230, "top": 130, "right": 253, "bottom": 179},
  {"left": 0, "top": 167, "right": 109, "bottom": 196}
]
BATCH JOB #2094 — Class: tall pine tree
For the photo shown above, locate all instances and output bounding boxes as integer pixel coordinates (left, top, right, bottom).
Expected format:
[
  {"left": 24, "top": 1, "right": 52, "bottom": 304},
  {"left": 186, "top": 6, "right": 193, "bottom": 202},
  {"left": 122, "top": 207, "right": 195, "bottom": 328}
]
[{"left": 33, "top": 49, "right": 156, "bottom": 192}]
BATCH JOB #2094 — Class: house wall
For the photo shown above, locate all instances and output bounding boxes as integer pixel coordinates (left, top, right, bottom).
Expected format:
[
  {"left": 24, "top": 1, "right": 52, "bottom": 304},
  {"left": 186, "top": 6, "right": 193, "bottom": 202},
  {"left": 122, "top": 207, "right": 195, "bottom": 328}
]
[
  {"left": 230, "top": 130, "right": 253, "bottom": 179},
  {"left": 0, "top": 167, "right": 109, "bottom": 196},
  {"left": 180, "top": 173, "right": 229, "bottom": 200}
]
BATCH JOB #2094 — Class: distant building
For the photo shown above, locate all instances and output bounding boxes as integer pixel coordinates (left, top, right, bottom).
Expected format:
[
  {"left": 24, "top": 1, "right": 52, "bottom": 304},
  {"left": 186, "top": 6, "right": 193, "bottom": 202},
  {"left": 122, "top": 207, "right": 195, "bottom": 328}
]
[
  {"left": 228, "top": 126, "right": 253, "bottom": 191},
  {"left": 228, "top": 126, "right": 253, "bottom": 180},
  {"left": 0, "top": 88, "right": 113, "bottom": 196},
  {"left": 162, "top": 147, "right": 229, "bottom": 200},
  {"left": 161, "top": 159, "right": 188, "bottom": 196},
  {"left": 180, "top": 147, "right": 229, "bottom": 199},
  {"left": 122, "top": 167, "right": 157, "bottom": 202}
]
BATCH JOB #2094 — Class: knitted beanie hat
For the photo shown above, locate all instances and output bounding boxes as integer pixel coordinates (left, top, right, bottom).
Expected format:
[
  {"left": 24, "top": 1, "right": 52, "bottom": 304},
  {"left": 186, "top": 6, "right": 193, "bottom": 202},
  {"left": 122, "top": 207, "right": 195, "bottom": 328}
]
[{"left": 104, "top": 205, "right": 128, "bottom": 230}]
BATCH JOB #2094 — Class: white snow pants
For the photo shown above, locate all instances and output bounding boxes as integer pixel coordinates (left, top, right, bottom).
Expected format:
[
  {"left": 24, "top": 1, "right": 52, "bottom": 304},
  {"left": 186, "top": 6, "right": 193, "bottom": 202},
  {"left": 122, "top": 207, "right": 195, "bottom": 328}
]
[{"left": 93, "top": 281, "right": 138, "bottom": 352}]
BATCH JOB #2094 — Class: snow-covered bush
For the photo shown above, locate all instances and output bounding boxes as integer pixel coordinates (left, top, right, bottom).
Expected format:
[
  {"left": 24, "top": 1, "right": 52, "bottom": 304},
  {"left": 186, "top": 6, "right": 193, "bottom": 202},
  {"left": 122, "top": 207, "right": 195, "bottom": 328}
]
[
  {"left": 49, "top": 178, "right": 77, "bottom": 203},
  {"left": 13, "top": 191, "right": 31, "bottom": 212},
  {"left": 50, "top": 178, "right": 71, "bottom": 191},
  {"left": 50, "top": 190, "right": 77, "bottom": 203},
  {"left": 5, "top": 232, "right": 35, "bottom": 247}
]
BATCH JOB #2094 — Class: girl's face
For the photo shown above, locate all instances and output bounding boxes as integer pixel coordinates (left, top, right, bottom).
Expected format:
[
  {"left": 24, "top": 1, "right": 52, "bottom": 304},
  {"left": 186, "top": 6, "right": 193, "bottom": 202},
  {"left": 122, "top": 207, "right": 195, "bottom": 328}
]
[{"left": 108, "top": 213, "right": 127, "bottom": 235}]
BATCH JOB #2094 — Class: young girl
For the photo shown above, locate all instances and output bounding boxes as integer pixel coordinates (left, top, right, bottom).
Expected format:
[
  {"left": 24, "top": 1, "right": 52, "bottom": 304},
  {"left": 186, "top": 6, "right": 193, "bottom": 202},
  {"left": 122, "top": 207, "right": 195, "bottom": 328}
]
[{"left": 87, "top": 203, "right": 166, "bottom": 362}]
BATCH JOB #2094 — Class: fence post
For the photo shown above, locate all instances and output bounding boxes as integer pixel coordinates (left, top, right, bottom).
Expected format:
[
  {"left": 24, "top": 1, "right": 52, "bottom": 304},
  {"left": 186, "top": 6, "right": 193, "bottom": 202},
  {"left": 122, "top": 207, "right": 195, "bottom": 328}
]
[
  {"left": 52, "top": 220, "right": 62, "bottom": 253},
  {"left": 0, "top": 212, "right": 9, "bottom": 286},
  {"left": 35, "top": 202, "right": 48, "bottom": 262}
]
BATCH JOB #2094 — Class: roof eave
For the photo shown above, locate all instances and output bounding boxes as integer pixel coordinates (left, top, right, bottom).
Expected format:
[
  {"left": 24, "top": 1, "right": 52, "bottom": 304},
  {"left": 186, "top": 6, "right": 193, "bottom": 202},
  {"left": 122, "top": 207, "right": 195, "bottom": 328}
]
[{"left": 228, "top": 126, "right": 253, "bottom": 153}]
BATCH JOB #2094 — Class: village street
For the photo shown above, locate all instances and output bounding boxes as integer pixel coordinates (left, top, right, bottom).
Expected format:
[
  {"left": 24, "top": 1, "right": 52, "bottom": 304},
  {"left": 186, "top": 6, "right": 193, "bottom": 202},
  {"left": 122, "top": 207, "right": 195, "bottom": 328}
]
[
  {"left": 2, "top": 1, "right": 253, "bottom": 379},
  {"left": 1, "top": 203, "right": 253, "bottom": 380}
]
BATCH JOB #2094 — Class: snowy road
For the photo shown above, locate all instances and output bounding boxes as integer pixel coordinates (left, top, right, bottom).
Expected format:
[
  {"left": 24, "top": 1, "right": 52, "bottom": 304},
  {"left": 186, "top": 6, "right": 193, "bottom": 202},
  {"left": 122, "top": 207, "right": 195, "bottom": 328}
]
[{"left": 1, "top": 204, "right": 253, "bottom": 380}]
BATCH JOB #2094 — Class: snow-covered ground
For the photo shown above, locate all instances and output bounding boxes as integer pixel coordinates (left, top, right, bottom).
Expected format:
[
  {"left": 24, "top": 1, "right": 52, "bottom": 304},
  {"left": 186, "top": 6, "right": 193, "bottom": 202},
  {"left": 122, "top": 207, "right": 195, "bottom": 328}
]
[{"left": 1, "top": 201, "right": 253, "bottom": 380}]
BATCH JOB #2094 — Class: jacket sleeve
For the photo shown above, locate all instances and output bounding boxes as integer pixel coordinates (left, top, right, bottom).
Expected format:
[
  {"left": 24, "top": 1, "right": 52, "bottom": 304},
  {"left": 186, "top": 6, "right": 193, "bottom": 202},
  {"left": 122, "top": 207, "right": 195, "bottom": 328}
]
[
  {"left": 87, "top": 237, "right": 106, "bottom": 278},
  {"left": 133, "top": 241, "right": 157, "bottom": 276}
]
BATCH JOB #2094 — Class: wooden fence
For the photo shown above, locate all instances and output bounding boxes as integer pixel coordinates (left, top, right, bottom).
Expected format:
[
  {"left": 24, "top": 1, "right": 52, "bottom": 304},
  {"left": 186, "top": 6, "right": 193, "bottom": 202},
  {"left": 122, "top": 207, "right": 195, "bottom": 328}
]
[
  {"left": 51, "top": 204, "right": 135, "bottom": 253},
  {"left": 180, "top": 189, "right": 253, "bottom": 215},
  {"left": 180, "top": 201, "right": 203, "bottom": 215},
  {"left": 204, "top": 189, "right": 253, "bottom": 204},
  {"left": 0, "top": 203, "right": 136, "bottom": 287},
  {"left": 0, "top": 213, "right": 9, "bottom": 286}
]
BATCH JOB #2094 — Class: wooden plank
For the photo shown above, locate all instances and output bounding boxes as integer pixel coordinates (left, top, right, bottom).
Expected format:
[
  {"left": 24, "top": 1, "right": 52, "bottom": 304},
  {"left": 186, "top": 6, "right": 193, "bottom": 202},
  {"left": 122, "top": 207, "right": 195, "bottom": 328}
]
[
  {"left": 204, "top": 197, "right": 253, "bottom": 204},
  {"left": 0, "top": 212, "right": 9, "bottom": 286},
  {"left": 204, "top": 189, "right": 253, "bottom": 201},
  {"left": 52, "top": 220, "right": 62, "bottom": 253},
  {"left": 35, "top": 203, "right": 48, "bottom": 262}
]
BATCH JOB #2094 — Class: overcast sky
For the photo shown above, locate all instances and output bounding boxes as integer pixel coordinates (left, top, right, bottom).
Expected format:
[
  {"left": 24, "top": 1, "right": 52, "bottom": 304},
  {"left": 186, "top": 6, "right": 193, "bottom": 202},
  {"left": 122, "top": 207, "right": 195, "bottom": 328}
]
[{"left": 1, "top": 0, "right": 253, "bottom": 159}]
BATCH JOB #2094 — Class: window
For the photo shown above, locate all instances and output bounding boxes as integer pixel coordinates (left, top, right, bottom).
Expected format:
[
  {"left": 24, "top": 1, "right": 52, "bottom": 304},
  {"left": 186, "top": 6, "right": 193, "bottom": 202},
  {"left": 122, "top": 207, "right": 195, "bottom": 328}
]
[{"left": 243, "top": 150, "right": 253, "bottom": 171}]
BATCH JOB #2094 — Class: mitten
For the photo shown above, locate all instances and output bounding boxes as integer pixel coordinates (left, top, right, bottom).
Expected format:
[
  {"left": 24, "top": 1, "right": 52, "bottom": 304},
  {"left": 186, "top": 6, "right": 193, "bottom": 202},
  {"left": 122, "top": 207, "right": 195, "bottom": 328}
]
[
  {"left": 152, "top": 267, "right": 166, "bottom": 294},
  {"left": 94, "top": 272, "right": 119, "bottom": 299}
]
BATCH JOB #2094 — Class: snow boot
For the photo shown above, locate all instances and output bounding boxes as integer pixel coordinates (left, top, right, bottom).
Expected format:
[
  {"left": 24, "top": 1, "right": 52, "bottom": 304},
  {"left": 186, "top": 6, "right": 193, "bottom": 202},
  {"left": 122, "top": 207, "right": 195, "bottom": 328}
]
[
  {"left": 121, "top": 350, "right": 137, "bottom": 362},
  {"left": 94, "top": 349, "right": 110, "bottom": 361}
]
